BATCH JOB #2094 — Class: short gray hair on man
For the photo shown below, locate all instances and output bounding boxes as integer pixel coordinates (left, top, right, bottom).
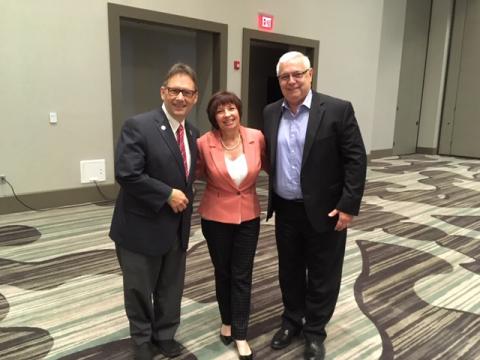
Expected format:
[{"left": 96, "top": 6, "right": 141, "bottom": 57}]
[{"left": 276, "top": 51, "right": 311, "bottom": 76}]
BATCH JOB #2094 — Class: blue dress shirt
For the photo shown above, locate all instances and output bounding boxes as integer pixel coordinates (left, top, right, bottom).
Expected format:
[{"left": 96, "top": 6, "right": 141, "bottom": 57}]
[{"left": 274, "top": 90, "right": 312, "bottom": 200}]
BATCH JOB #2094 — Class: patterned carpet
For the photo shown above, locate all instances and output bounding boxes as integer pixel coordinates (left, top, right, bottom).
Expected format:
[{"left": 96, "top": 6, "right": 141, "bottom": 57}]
[{"left": 0, "top": 154, "right": 479, "bottom": 359}]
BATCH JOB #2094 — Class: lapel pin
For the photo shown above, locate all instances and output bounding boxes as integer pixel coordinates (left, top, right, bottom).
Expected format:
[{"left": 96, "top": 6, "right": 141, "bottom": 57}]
[{"left": 161, "top": 125, "right": 166, "bottom": 131}]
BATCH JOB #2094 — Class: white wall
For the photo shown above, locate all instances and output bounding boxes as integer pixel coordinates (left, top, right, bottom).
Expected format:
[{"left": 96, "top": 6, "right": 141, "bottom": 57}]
[
  {"left": 0, "top": 0, "right": 113, "bottom": 196},
  {"left": 0, "top": 0, "right": 390, "bottom": 197}
]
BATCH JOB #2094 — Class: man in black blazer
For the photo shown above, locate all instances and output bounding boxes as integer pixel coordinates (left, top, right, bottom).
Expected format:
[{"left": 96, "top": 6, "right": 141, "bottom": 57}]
[
  {"left": 263, "top": 52, "right": 367, "bottom": 360},
  {"left": 109, "top": 63, "right": 200, "bottom": 360}
]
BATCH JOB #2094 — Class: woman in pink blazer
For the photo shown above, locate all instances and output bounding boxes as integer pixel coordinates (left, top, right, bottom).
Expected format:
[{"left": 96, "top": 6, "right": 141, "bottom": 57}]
[{"left": 196, "top": 91, "right": 267, "bottom": 360}]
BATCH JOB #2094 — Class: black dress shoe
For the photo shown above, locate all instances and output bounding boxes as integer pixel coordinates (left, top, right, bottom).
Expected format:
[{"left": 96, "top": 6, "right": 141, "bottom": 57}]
[
  {"left": 153, "top": 339, "right": 185, "bottom": 358},
  {"left": 304, "top": 339, "right": 325, "bottom": 360},
  {"left": 219, "top": 334, "right": 233, "bottom": 345},
  {"left": 270, "top": 327, "right": 300, "bottom": 350},
  {"left": 133, "top": 342, "right": 154, "bottom": 360}
]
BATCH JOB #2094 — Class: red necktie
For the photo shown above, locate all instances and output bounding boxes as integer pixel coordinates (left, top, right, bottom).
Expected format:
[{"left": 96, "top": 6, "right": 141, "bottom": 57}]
[{"left": 176, "top": 124, "right": 189, "bottom": 178}]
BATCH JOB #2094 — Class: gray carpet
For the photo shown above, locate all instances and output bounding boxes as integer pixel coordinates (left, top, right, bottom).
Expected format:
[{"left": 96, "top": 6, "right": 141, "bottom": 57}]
[{"left": 0, "top": 154, "right": 479, "bottom": 359}]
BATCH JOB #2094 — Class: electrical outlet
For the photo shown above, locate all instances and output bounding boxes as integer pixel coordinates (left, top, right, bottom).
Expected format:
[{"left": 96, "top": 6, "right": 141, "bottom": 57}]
[
  {"left": 0, "top": 175, "right": 6, "bottom": 184},
  {"left": 80, "top": 159, "right": 106, "bottom": 184}
]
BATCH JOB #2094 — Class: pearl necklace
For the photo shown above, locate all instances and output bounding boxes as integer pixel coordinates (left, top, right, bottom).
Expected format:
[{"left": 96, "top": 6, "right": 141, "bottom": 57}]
[{"left": 220, "top": 135, "right": 242, "bottom": 151}]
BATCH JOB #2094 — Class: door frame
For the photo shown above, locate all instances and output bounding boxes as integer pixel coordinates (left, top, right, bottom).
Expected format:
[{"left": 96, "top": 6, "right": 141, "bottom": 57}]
[
  {"left": 241, "top": 28, "right": 319, "bottom": 125},
  {"left": 392, "top": 0, "right": 432, "bottom": 155},
  {"left": 438, "top": 0, "right": 467, "bottom": 155}
]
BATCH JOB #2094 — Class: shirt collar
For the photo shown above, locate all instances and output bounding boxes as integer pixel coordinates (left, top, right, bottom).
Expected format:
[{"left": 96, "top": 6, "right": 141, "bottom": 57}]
[
  {"left": 162, "top": 103, "right": 185, "bottom": 133},
  {"left": 282, "top": 89, "right": 313, "bottom": 113}
]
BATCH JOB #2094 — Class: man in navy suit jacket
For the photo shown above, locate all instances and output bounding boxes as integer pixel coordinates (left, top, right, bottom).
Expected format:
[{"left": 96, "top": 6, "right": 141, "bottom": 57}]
[
  {"left": 263, "top": 52, "right": 367, "bottom": 360},
  {"left": 110, "top": 63, "right": 200, "bottom": 360}
]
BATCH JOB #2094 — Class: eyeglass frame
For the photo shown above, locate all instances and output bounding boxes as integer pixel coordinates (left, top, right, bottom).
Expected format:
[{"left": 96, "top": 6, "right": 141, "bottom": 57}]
[
  {"left": 164, "top": 86, "right": 197, "bottom": 99},
  {"left": 277, "top": 68, "right": 311, "bottom": 82}
]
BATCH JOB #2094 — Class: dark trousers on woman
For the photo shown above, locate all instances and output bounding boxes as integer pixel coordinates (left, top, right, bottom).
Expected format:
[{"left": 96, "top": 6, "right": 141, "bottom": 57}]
[
  {"left": 274, "top": 194, "right": 346, "bottom": 343},
  {"left": 201, "top": 217, "right": 260, "bottom": 340}
]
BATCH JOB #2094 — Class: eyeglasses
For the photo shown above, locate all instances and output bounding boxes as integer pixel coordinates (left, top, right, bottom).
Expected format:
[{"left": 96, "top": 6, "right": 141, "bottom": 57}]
[
  {"left": 277, "top": 69, "right": 310, "bottom": 82},
  {"left": 165, "top": 87, "right": 197, "bottom": 99}
]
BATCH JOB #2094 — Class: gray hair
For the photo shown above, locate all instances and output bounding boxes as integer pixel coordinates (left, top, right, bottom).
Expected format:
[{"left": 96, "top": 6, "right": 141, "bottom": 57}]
[{"left": 276, "top": 51, "right": 311, "bottom": 75}]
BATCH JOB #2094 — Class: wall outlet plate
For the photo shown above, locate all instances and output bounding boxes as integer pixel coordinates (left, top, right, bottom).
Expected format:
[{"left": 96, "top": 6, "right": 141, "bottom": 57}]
[{"left": 80, "top": 160, "right": 106, "bottom": 183}]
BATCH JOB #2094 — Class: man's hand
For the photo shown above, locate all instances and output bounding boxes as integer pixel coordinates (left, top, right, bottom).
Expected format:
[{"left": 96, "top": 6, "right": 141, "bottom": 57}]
[
  {"left": 328, "top": 209, "right": 353, "bottom": 231},
  {"left": 168, "top": 189, "right": 189, "bottom": 213}
]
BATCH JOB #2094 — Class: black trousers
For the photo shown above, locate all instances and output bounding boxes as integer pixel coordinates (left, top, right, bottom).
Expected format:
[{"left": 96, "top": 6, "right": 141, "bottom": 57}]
[
  {"left": 273, "top": 194, "right": 346, "bottom": 342},
  {"left": 201, "top": 217, "right": 260, "bottom": 340},
  {"left": 115, "top": 240, "right": 186, "bottom": 346}
]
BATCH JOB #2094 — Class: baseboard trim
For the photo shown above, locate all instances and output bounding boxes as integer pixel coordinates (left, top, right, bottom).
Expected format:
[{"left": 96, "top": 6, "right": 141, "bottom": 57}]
[
  {"left": 0, "top": 183, "right": 119, "bottom": 215},
  {"left": 368, "top": 149, "right": 393, "bottom": 160},
  {"left": 416, "top": 147, "right": 437, "bottom": 155}
]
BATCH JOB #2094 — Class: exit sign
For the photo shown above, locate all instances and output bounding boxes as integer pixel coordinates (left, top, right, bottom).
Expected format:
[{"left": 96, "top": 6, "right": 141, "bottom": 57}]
[{"left": 258, "top": 13, "right": 274, "bottom": 32}]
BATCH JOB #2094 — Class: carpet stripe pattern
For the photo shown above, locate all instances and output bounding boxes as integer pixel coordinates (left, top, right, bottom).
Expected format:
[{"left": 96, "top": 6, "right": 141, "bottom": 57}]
[{"left": 0, "top": 154, "right": 479, "bottom": 359}]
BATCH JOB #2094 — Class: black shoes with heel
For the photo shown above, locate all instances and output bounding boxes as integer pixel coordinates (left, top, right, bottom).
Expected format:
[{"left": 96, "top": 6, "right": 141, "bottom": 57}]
[
  {"left": 238, "top": 353, "right": 253, "bottom": 360},
  {"left": 219, "top": 334, "right": 233, "bottom": 345},
  {"left": 219, "top": 333, "right": 253, "bottom": 359}
]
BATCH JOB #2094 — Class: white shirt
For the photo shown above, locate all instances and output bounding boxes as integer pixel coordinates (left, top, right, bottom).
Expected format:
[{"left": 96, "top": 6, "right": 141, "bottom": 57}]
[
  {"left": 225, "top": 154, "right": 248, "bottom": 187},
  {"left": 162, "top": 103, "right": 191, "bottom": 172}
]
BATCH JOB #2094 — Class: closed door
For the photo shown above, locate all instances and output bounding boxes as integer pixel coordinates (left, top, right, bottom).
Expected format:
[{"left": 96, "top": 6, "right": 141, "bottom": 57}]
[
  {"left": 393, "top": 0, "right": 432, "bottom": 155},
  {"left": 444, "top": 0, "right": 480, "bottom": 157}
]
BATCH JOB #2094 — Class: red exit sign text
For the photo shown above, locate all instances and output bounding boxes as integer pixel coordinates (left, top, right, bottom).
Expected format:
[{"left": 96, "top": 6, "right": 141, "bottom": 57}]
[{"left": 258, "top": 13, "right": 274, "bottom": 32}]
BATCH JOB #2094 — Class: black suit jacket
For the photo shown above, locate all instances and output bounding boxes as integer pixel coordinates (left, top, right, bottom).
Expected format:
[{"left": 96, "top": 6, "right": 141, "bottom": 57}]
[
  {"left": 263, "top": 91, "right": 367, "bottom": 232},
  {"left": 109, "top": 107, "right": 199, "bottom": 256}
]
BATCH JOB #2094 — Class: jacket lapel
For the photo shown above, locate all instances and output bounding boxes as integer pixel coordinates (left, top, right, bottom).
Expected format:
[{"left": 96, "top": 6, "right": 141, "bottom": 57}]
[
  {"left": 209, "top": 131, "right": 239, "bottom": 189},
  {"left": 269, "top": 101, "right": 283, "bottom": 171},
  {"left": 154, "top": 109, "right": 187, "bottom": 180},
  {"left": 185, "top": 122, "right": 197, "bottom": 184},
  {"left": 302, "top": 92, "right": 325, "bottom": 168},
  {"left": 238, "top": 126, "right": 256, "bottom": 189}
]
